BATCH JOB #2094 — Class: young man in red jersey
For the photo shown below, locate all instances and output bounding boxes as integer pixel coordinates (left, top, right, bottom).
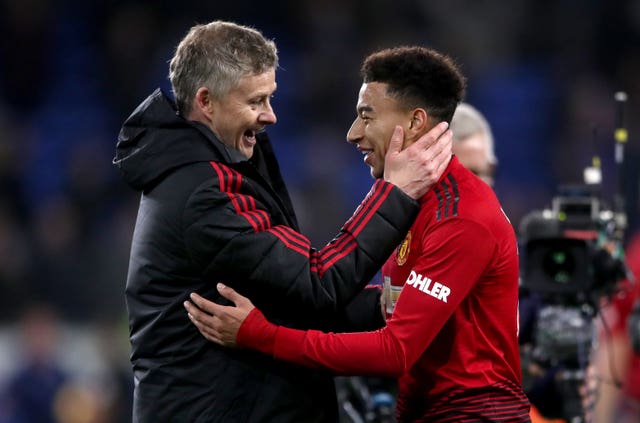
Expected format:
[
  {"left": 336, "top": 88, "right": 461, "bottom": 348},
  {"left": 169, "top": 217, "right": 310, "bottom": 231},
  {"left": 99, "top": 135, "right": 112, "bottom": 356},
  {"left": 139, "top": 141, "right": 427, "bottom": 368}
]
[{"left": 185, "top": 46, "right": 531, "bottom": 422}]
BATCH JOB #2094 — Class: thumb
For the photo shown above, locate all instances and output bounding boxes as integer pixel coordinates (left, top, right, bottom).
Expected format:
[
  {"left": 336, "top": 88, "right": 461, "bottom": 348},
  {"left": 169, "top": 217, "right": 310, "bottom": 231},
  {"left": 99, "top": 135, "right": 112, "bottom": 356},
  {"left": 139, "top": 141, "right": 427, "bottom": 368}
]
[
  {"left": 385, "top": 126, "right": 404, "bottom": 157},
  {"left": 217, "top": 283, "right": 250, "bottom": 307}
]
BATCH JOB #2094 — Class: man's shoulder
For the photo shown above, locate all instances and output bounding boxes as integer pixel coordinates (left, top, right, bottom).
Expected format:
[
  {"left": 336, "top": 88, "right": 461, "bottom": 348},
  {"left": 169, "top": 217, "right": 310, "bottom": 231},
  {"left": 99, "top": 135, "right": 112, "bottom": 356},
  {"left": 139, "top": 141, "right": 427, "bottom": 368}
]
[
  {"left": 422, "top": 167, "right": 498, "bottom": 222},
  {"left": 418, "top": 168, "right": 514, "bottom": 249},
  {"left": 154, "top": 161, "right": 221, "bottom": 189}
]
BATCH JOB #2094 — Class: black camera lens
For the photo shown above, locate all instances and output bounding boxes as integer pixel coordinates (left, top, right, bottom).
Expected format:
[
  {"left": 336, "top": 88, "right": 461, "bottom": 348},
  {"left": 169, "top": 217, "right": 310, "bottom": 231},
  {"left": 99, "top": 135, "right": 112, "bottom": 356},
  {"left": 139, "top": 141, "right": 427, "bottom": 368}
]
[{"left": 542, "top": 248, "right": 576, "bottom": 284}]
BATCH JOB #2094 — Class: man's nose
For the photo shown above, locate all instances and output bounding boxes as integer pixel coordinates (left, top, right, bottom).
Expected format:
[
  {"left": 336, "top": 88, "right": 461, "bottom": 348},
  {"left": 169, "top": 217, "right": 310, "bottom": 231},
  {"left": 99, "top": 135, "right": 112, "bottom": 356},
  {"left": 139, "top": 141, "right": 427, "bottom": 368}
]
[
  {"left": 259, "top": 103, "right": 277, "bottom": 124},
  {"left": 346, "top": 119, "right": 362, "bottom": 143}
]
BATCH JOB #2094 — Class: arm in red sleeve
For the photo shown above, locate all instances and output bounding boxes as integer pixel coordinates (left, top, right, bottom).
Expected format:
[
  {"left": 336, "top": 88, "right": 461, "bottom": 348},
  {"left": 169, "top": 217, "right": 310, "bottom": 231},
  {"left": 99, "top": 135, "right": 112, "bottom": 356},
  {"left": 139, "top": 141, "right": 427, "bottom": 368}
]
[
  {"left": 237, "top": 219, "right": 496, "bottom": 376},
  {"left": 237, "top": 307, "right": 406, "bottom": 377},
  {"left": 382, "top": 218, "right": 496, "bottom": 369}
]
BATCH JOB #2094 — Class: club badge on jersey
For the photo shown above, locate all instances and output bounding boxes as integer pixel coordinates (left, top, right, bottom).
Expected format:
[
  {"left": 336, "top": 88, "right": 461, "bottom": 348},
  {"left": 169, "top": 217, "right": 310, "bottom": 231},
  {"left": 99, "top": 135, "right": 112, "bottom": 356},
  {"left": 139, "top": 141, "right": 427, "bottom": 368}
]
[
  {"left": 382, "top": 231, "right": 413, "bottom": 317},
  {"left": 396, "top": 231, "right": 411, "bottom": 266}
]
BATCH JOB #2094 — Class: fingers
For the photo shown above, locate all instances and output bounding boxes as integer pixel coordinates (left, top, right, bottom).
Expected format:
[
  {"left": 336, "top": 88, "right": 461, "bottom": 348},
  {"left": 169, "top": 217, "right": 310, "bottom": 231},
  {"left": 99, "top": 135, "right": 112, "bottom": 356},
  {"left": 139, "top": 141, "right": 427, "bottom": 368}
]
[
  {"left": 184, "top": 300, "right": 223, "bottom": 343},
  {"left": 411, "top": 121, "right": 450, "bottom": 150},
  {"left": 216, "top": 283, "right": 253, "bottom": 308},
  {"left": 189, "top": 292, "right": 223, "bottom": 315},
  {"left": 185, "top": 287, "right": 249, "bottom": 349},
  {"left": 190, "top": 283, "right": 252, "bottom": 311},
  {"left": 433, "top": 132, "right": 453, "bottom": 174},
  {"left": 422, "top": 128, "right": 453, "bottom": 159},
  {"left": 385, "top": 126, "right": 404, "bottom": 157},
  {"left": 188, "top": 312, "right": 222, "bottom": 344},
  {"left": 419, "top": 128, "right": 452, "bottom": 168}
]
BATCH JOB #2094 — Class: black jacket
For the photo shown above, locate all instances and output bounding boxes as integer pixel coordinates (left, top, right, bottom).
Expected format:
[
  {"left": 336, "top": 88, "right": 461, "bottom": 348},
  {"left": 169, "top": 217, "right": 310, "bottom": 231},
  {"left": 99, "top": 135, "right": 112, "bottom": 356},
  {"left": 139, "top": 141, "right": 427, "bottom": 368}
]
[{"left": 114, "top": 89, "right": 420, "bottom": 422}]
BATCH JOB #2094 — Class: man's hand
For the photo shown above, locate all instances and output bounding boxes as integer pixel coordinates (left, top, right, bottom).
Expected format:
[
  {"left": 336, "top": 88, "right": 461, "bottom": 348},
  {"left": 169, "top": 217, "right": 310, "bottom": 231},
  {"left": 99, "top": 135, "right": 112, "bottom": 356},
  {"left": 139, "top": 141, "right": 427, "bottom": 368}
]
[
  {"left": 184, "top": 283, "right": 255, "bottom": 347},
  {"left": 384, "top": 122, "right": 452, "bottom": 199}
]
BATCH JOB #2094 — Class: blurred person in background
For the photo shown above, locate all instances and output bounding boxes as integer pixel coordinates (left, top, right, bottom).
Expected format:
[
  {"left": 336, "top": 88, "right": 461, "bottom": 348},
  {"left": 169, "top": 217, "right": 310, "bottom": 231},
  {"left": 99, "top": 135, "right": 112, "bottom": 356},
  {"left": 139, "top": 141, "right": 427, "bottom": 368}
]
[
  {"left": 586, "top": 232, "right": 640, "bottom": 422},
  {"left": 450, "top": 102, "right": 497, "bottom": 187},
  {"left": 1, "top": 305, "right": 69, "bottom": 423},
  {"left": 451, "top": 102, "right": 566, "bottom": 423},
  {"left": 185, "top": 45, "right": 531, "bottom": 422},
  {"left": 114, "top": 21, "right": 452, "bottom": 422},
  {"left": 450, "top": 103, "right": 566, "bottom": 422}
]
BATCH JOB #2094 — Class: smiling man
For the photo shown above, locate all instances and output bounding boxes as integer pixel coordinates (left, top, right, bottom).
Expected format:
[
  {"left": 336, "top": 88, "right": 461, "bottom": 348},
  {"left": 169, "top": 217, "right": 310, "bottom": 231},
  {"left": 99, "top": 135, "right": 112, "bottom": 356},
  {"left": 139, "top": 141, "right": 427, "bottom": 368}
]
[
  {"left": 185, "top": 46, "right": 531, "bottom": 423},
  {"left": 114, "top": 22, "right": 454, "bottom": 422}
]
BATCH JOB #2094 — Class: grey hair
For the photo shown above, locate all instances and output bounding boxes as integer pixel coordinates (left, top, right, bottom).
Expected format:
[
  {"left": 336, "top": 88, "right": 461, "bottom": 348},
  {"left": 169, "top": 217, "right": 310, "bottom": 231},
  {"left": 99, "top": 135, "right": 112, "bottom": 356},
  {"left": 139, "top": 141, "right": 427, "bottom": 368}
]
[
  {"left": 450, "top": 102, "right": 497, "bottom": 165},
  {"left": 169, "top": 21, "right": 278, "bottom": 115}
]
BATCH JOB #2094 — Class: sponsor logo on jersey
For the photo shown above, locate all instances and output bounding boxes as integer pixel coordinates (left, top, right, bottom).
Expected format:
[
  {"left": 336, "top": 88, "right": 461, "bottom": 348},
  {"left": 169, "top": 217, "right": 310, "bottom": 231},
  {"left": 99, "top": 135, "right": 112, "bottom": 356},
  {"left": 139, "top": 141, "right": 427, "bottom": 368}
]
[
  {"left": 396, "top": 231, "right": 411, "bottom": 266},
  {"left": 405, "top": 270, "right": 451, "bottom": 303}
]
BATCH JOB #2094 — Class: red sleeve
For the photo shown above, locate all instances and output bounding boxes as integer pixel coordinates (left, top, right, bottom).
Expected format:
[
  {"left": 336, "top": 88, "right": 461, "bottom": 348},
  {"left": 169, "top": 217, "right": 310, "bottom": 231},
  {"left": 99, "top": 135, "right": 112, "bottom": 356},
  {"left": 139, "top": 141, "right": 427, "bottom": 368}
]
[
  {"left": 237, "top": 219, "right": 497, "bottom": 376},
  {"left": 599, "top": 279, "right": 640, "bottom": 337}
]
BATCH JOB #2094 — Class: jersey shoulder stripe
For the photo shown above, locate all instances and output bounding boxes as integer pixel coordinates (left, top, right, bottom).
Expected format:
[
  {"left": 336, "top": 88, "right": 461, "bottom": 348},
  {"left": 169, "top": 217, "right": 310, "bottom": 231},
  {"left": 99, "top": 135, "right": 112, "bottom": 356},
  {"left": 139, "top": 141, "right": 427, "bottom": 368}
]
[{"left": 433, "top": 174, "right": 460, "bottom": 221}]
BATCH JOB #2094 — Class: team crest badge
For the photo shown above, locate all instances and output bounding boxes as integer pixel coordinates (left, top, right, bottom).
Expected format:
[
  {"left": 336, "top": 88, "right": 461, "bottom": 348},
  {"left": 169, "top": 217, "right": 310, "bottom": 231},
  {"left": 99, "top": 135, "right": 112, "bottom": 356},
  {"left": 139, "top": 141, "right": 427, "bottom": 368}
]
[{"left": 396, "top": 231, "right": 411, "bottom": 266}]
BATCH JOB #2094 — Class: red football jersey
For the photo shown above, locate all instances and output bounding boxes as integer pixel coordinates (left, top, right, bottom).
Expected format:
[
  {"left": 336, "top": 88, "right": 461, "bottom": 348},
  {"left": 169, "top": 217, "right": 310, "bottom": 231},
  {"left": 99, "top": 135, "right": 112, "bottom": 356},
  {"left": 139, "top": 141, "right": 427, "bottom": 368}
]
[
  {"left": 380, "top": 156, "right": 527, "bottom": 421},
  {"left": 238, "top": 157, "right": 530, "bottom": 422}
]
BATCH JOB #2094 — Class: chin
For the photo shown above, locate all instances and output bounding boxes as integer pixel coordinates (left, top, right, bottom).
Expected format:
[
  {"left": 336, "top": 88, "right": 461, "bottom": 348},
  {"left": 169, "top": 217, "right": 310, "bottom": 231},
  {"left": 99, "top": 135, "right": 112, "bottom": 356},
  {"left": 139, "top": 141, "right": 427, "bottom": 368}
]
[{"left": 241, "top": 148, "right": 255, "bottom": 159}]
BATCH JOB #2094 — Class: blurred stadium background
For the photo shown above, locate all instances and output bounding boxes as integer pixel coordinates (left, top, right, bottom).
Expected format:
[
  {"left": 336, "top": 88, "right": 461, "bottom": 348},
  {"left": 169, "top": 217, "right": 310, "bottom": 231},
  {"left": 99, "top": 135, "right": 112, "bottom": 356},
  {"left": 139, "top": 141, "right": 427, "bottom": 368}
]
[{"left": 0, "top": 0, "right": 639, "bottom": 421}]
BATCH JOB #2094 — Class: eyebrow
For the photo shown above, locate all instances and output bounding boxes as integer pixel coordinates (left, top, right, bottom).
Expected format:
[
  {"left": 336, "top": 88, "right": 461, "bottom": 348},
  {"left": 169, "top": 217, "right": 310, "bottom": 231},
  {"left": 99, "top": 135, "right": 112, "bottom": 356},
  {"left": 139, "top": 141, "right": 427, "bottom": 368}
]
[
  {"left": 251, "top": 88, "right": 276, "bottom": 100},
  {"left": 253, "top": 83, "right": 277, "bottom": 98},
  {"left": 357, "top": 105, "right": 373, "bottom": 115}
]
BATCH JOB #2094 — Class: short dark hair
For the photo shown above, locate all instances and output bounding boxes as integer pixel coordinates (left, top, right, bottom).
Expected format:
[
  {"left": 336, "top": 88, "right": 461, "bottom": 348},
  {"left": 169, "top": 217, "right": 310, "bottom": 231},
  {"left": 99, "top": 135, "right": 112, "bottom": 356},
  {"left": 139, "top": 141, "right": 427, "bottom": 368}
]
[{"left": 361, "top": 46, "right": 466, "bottom": 123}]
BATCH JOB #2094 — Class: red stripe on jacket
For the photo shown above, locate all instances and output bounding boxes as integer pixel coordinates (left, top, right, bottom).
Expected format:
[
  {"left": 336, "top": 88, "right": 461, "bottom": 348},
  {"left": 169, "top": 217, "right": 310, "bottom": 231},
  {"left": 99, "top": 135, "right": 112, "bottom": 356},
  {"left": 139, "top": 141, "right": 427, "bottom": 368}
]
[
  {"left": 320, "top": 180, "right": 393, "bottom": 270},
  {"left": 210, "top": 162, "right": 270, "bottom": 233}
]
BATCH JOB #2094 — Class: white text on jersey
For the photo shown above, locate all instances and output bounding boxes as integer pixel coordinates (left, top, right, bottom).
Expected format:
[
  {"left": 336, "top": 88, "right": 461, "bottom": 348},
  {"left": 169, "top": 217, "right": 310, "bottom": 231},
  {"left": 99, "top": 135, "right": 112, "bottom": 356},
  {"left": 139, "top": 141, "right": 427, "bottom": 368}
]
[{"left": 405, "top": 270, "right": 451, "bottom": 303}]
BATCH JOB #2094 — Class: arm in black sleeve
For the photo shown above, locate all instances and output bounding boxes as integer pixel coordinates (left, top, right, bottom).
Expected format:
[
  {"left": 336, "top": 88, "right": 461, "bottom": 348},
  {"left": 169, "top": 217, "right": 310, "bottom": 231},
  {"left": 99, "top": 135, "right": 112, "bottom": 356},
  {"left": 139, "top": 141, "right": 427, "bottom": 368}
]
[
  {"left": 183, "top": 164, "right": 417, "bottom": 325},
  {"left": 332, "top": 286, "right": 386, "bottom": 332}
]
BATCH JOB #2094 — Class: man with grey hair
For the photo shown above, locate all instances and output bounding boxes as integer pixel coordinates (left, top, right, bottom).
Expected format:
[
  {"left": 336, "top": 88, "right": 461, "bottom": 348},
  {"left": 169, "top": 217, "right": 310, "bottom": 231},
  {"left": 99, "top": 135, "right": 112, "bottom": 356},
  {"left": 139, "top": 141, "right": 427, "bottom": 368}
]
[
  {"left": 113, "top": 21, "right": 453, "bottom": 422},
  {"left": 450, "top": 102, "right": 497, "bottom": 186}
]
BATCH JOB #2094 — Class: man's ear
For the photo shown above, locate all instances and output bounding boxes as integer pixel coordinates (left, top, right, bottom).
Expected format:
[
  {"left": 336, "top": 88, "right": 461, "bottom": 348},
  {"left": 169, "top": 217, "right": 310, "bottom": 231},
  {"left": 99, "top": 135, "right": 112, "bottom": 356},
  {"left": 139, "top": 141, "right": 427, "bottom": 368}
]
[
  {"left": 194, "top": 87, "right": 214, "bottom": 119},
  {"left": 407, "top": 108, "right": 428, "bottom": 137}
]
